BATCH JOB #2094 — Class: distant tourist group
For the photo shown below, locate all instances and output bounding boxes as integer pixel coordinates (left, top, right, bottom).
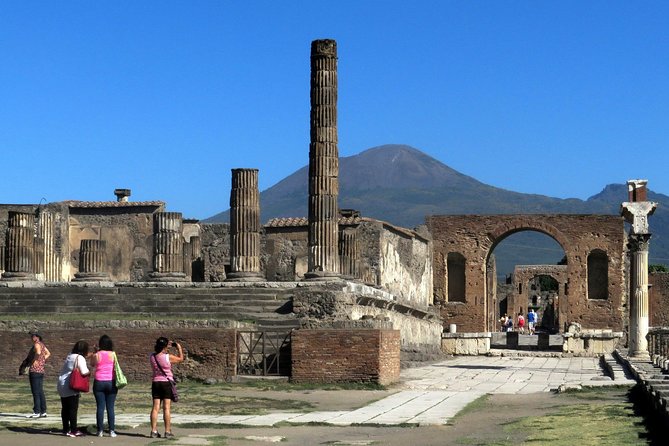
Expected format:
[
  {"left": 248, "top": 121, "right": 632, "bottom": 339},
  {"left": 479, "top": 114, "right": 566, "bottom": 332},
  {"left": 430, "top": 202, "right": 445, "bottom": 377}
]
[
  {"left": 500, "top": 308, "right": 537, "bottom": 334},
  {"left": 19, "top": 332, "right": 183, "bottom": 438}
]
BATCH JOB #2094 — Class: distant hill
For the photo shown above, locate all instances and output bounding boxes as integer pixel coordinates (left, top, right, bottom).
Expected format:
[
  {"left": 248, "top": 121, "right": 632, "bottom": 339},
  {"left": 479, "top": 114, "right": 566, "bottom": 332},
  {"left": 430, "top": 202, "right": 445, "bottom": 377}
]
[{"left": 204, "top": 144, "right": 669, "bottom": 272}]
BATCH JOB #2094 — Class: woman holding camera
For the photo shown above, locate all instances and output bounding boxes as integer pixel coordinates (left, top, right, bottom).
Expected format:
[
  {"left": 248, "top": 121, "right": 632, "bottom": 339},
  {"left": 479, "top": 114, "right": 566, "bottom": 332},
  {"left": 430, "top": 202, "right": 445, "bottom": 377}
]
[{"left": 149, "top": 337, "right": 183, "bottom": 439}]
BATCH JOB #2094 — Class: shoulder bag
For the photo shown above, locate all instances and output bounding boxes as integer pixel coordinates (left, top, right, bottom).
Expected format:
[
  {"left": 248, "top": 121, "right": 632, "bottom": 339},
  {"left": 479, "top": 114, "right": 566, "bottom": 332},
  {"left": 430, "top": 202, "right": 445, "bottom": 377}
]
[
  {"left": 69, "top": 355, "right": 90, "bottom": 392},
  {"left": 152, "top": 353, "right": 178, "bottom": 402},
  {"left": 113, "top": 352, "right": 128, "bottom": 389}
]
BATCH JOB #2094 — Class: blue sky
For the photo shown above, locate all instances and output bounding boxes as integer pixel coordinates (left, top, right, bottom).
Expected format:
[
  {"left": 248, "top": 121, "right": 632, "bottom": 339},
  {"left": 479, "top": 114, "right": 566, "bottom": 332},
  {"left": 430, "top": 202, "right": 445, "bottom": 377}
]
[{"left": 2, "top": 2, "right": 667, "bottom": 219}]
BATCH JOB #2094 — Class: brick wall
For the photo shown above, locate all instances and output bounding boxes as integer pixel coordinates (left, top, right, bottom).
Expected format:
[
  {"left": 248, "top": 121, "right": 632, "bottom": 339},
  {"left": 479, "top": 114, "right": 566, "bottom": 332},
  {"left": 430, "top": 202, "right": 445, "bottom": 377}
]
[
  {"left": 650, "top": 272, "right": 669, "bottom": 327},
  {"left": 291, "top": 329, "right": 400, "bottom": 385},
  {"left": 0, "top": 324, "right": 237, "bottom": 382},
  {"left": 428, "top": 215, "right": 627, "bottom": 333}
]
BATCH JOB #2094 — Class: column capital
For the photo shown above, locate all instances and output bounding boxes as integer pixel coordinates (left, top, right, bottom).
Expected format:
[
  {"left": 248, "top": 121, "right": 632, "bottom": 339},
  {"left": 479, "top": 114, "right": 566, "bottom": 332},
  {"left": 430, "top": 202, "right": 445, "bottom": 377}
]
[
  {"left": 621, "top": 201, "right": 657, "bottom": 234},
  {"left": 628, "top": 233, "right": 651, "bottom": 252}
]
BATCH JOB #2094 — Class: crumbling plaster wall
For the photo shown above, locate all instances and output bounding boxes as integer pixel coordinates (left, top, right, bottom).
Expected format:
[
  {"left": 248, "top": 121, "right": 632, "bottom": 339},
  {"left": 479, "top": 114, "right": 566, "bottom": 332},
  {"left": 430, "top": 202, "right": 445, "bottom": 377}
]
[
  {"left": 68, "top": 207, "right": 158, "bottom": 281},
  {"left": 428, "top": 215, "right": 627, "bottom": 333}
]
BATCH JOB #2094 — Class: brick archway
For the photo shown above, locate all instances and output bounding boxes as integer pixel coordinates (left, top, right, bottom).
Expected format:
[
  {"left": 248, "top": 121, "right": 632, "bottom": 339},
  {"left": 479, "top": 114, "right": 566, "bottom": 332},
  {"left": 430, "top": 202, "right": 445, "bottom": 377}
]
[{"left": 427, "top": 214, "right": 627, "bottom": 333}]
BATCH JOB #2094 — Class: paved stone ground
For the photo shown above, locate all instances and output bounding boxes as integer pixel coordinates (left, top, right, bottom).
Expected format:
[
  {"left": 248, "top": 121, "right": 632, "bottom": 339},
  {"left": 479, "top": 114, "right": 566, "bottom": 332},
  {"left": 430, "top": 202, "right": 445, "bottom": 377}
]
[{"left": 1, "top": 354, "right": 635, "bottom": 430}]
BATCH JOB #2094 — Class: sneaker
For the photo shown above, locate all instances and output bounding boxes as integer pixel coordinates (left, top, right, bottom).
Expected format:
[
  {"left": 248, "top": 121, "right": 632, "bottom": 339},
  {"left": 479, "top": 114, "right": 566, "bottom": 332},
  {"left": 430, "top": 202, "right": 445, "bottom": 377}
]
[
  {"left": 26, "top": 413, "right": 40, "bottom": 418},
  {"left": 40, "top": 412, "right": 47, "bottom": 417},
  {"left": 96, "top": 431, "right": 104, "bottom": 437},
  {"left": 65, "top": 431, "right": 77, "bottom": 437},
  {"left": 149, "top": 431, "right": 161, "bottom": 438},
  {"left": 72, "top": 430, "right": 85, "bottom": 437},
  {"left": 164, "top": 431, "right": 175, "bottom": 439},
  {"left": 110, "top": 431, "right": 117, "bottom": 438}
]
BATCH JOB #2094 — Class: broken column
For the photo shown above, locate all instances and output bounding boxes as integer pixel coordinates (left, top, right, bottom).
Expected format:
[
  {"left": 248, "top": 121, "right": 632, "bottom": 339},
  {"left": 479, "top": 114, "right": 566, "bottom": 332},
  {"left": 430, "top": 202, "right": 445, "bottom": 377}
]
[
  {"left": 621, "top": 179, "right": 657, "bottom": 359},
  {"left": 227, "top": 168, "right": 263, "bottom": 281},
  {"left": 306, "top": 39, "right": 340, "bottom": 279},
  {"left": 2, "top": 212, "right": 35, "bottom": 281},
  {"left": 149, "top": 212, "right": 187, "bottom": 281},
  {"left": 339, "top": 228, "right": 359, "bottom": 279},
  {"left": 73, "top": 239, "right": 110, "bottom": 281}
]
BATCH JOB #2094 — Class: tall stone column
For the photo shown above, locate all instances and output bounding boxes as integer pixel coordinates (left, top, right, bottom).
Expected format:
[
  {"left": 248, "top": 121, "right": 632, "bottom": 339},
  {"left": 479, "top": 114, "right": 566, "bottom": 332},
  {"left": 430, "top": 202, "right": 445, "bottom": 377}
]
[
  {"left": 621, "top": 179, "right": 657, "bottom": 359},
  {"left": 227, "top": 168, "right": 263, "bottom": 281},
  {"left": 37, "top": 210, "right": 61, "bottom": 281},
  {"left": 74, "top": 239, "right": 110, "bottom": 281},
  {"left": 33, "top": 237, "right": 45, "bottom": 280},
  {"left": 306, "top": 39, "right": 340, "bottom": 280},
  {"left": 149, "top": 212, "right": 187, "bottom": 282},
  {"left": 183, "top": 242, "right": 193, "bottom": 280},
  {"left": 2, "top": 212, "right": 35, "bottom": 281}
]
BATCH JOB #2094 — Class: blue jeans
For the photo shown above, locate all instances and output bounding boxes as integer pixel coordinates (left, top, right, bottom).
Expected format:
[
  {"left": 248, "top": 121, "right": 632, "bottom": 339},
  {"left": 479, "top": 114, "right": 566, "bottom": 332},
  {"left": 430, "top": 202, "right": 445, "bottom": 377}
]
[
  {"left": 93, "top": 380, "right": 117, "bottom": 431},
  {"left": 28, "top": 372, "right": 46, "bottom": 414}
]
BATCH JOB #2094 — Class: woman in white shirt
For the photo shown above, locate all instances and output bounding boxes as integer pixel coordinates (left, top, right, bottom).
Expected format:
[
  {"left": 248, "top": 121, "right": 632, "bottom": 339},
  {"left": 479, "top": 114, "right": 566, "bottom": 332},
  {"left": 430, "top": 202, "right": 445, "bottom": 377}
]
[{"left": 56, "top": 340, "right": 91, "bottom": 437}]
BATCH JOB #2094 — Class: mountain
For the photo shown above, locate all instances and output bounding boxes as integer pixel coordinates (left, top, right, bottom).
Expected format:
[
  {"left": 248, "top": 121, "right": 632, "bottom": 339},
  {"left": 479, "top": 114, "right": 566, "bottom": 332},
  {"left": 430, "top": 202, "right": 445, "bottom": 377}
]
[{"left": 204, "top": 144, "right": 669, "bottom": 270}]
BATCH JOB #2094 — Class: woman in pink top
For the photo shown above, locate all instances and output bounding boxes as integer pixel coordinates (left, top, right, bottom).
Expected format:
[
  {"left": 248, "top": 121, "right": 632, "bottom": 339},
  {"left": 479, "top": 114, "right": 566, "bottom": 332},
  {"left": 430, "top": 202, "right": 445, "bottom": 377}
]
[
  {"left": 149, "top": 336, "right": 183, "bottom": 439},
  {"left": 90, "top": 335, "right": 118, "bottom": 438}
]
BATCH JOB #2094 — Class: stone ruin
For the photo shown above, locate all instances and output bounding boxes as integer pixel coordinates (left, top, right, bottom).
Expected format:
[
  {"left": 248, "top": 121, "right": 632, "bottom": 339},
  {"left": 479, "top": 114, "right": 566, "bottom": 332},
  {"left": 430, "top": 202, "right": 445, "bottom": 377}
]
[{"left": 0, "top": 40, "right": 663, "bottom": 383}]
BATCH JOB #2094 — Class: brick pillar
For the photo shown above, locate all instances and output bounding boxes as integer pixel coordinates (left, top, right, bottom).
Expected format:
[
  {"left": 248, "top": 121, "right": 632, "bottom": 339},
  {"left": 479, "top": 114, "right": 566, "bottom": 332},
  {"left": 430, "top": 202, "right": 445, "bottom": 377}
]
[
  {"left": 2, "top": 212, "right": 35, "bottom": 281},
  {"left": 149, "top": 212, "right": 187, "bottom": 282},
  {"left": 339, "top": 228, "right": 358, "bottom": 279},
  {"left": 227, "top": 168, "right": 263, "bottom": 282},
  {"left": 73, "top": 239, "right": 110, "bottom": 281},
  {"left": 306, "top": 39, "right": 340, "bottom": 280}
]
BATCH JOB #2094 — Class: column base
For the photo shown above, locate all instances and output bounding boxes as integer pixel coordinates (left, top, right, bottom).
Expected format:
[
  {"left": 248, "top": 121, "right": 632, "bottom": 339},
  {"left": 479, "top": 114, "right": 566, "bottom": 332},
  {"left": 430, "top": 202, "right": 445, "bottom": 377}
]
[
  {"left": 73, "top": 272, "right": 110, "bottom": 282},
  {"left": 1, "top": 272, "right": 36, "bottom": 281},
  {"left": 303, "top": 271, "right": 340, "bottom": 281},
  {"left": 225, "top": 272, "right": 265, "bottom": 282},
  {"left": 628, "top": 351, "right": 651, "bottom": 362},
  {"left": 148, "top": 272, "right": 189, "bottom": 282}
]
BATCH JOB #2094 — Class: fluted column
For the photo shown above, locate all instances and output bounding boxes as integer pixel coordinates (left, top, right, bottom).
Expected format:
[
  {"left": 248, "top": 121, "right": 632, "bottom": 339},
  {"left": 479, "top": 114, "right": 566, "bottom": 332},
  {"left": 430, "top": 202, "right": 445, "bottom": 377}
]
[
  {"left": 339, "top": 228, "right": 359, "bottom": 279},
  {"left": 621, "top": 179, "right": 657, "bottom": 360},
  {"left": 183, "top": 242, "right": 193, "bottom": 280},
  {"left": 33, "top": 237, "right": 45, "bottom": 279},
  {"left": 149, "top": 212, "right": 187, "bottom": 281},
  {"left": 37, "top": 210, "right": 61, "bottom": 281},
  {"left": 2, "top": 212, "right": 35, "bottom": 281},
  {"left": 73, "top": 239, "right": 110, "bottom": 281},
  {"left": 629, "top": 235, "right": 651, "bottom": 357},
  {"left": 306, "top": 39, "right": 340, "bottom": 280},
  {"left": 227, "top": 168, "right": 263, "bottom": 282}
]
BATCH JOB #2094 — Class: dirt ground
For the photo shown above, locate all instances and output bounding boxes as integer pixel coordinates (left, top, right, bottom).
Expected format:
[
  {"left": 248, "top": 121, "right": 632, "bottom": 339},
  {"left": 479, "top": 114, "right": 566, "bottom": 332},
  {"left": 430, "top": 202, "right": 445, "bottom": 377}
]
[{"left": 0, "top": 391, "right": 623, "bottom": 446}]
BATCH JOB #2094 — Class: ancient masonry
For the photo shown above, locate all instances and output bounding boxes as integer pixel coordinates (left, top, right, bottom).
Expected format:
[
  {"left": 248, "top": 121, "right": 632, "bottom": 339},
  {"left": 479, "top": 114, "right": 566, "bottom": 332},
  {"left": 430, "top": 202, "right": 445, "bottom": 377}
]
[
  {"left": 149, "top": 211, "right": 187, "bottom": 282},
  {"left": 2, "top": 211, "right": 35, "bottom": 281},
  {"left": 73, "top": 239, "right": 109, "bottom": 281},
  {"left": 306, "top": 39, "right": 340, "bottom": 279},
  {"left": 621, "top": 179, "right": 657, "bottom": 359},
  {"left": 227, "top": 168, "right": 263, "bottom": 281}
]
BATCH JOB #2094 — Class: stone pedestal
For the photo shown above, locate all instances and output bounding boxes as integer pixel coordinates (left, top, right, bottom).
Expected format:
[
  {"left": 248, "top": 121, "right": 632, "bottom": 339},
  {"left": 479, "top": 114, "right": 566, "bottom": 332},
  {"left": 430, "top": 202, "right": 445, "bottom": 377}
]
[
  {"left": 73, "top": 239, "right": 110, "bottom": 281},
  {"left": 149, "top": 212, "right": 187, "bottom": 282},
  {"left": 227, "top": 168, "right": 263, "bottom": 282},
  {"left": 306, "top": 39, "right": 340, "bottom": 280},
  {"left": 2, "top": 212, "right": 35, "bottom": 281}
]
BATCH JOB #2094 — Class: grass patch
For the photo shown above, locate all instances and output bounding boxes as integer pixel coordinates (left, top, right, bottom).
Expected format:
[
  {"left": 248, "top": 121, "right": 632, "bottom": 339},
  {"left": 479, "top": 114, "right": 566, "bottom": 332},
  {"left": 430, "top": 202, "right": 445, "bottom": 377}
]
[
  {"left": 241, "top": 380, "right": 386, "bottom": 392},
  {"left": 450, "top": 394, "right": 491, "bottom": 421},
  {"left": 503, "top": 402, "right": 645, "bottom": 445},
  {"left": 151, "top": 434, "right": 229, "bottom": 445}
]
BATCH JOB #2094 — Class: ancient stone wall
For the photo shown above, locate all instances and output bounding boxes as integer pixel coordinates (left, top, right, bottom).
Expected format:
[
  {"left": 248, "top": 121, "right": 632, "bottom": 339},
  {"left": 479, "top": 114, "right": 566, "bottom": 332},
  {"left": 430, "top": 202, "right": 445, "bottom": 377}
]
[
  {"left": 0, "top": 320, "right": 237, "bottom": 381},
  {"left": 291, "top": 329, "right": 400, "bottom": 385},
  {"left": 200, "top": 223, "right": 230, "bottom": 282},
  {"left": 68, "top": 205, "right": 162, "bottom": 281},
  {"left": 428, "top": 215, "right": 627, "bottom": 333},
  {"left": 650, "top": 272, "right": 669, "bottom": 327}
]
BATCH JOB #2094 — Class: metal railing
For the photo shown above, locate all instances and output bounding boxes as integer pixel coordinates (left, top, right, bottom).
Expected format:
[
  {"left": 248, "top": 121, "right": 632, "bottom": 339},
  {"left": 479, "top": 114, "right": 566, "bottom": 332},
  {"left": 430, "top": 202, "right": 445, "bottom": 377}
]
[{"left": 237, "top": 330, "right": 292, "bottom": 376}]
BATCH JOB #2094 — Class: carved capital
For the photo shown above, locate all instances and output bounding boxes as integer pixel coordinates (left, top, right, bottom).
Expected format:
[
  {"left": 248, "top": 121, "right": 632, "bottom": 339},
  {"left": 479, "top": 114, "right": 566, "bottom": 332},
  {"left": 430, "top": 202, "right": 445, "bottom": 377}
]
[
  {"left": 621, "top": 201, "right": 657, "bottom": 235},
  {"left": 628, "top": 234, "right": 651, "bottom": 253}
]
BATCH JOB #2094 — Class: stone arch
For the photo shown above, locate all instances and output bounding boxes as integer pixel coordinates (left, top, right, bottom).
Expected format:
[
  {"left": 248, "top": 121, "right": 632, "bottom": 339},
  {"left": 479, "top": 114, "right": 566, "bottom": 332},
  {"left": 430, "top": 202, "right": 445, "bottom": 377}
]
[{"left": 427, "top": 214, "right": 626, "bottom": 334}]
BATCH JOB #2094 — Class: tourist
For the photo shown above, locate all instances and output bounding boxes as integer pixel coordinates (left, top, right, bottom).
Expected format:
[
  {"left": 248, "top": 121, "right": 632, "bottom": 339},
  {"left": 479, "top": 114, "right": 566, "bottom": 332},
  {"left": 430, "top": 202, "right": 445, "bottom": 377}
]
[
  {"left": 499, "top": 314, "right": 508, "bottom": 332},
  {"left": 57, "top": 340, "right": 91, "bottom": 437},
  {"left": 91, "top": 334, "right": 118, "bottom": 437},
  {"left": 527, "top": 309, "right": 537, "bottom": 335},
  {"left": 506, "top": 316, "right": 514, "bottom": 332},
  {"left": 517, "top": 311, "right": 526, "bottom": 334},
  {"left": 149, "top": 337, "right": 183, "bottom": 439},
  {"left": 21, "top": 332, "right": 51, "bottom": 418}
]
